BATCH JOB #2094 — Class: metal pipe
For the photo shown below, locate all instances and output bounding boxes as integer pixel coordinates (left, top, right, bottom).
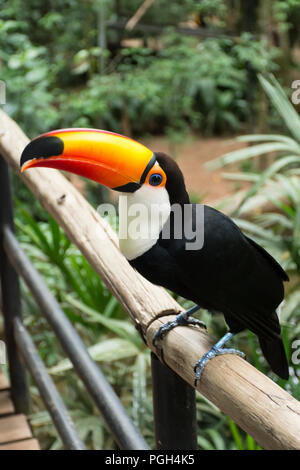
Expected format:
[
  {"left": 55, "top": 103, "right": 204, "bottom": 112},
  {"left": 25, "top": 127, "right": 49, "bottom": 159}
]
[
  {"left": 106, "top": 19, "right": 235, "bottom": 38},
  {"left": 3, "top": 226, "right": 149, "bottom": 450},
  {"left": 14, "top": 318, "right": 86, "bottom": 450},
  {"left": 0, "top": 156, "right": 29, "bottom": 413},
  {"left": 151, "top": 353, "right": 198, "bottom": 450}
]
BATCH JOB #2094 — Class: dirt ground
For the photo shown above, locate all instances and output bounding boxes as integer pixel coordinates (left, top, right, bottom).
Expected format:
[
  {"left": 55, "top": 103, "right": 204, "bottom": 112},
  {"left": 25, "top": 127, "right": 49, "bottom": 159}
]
[{"left": 142, "top": 135, "right": 246, "bottom": 203}]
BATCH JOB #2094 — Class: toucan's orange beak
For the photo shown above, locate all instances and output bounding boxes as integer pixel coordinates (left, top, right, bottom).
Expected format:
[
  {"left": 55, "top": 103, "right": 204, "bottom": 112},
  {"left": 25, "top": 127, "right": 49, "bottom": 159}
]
[{"left": 20, "top": 128, "right": 156, "bottom": 192}]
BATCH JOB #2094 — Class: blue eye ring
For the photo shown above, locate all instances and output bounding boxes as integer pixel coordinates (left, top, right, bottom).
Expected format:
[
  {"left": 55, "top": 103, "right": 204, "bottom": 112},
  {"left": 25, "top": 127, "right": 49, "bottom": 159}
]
[{"left": 149, "top": 173, "right": 163, "bottom": 186}]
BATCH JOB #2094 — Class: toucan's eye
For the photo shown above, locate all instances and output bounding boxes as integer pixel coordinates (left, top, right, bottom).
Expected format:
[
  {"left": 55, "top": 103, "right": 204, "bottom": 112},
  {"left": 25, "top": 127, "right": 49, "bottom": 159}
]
[{"left": 149, "top": 173, "right": 163, "bottom": 186}]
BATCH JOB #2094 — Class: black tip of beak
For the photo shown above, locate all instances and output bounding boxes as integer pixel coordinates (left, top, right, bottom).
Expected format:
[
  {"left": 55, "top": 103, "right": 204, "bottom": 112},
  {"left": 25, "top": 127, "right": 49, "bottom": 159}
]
[{"left": 20, "top": 136, "right": 64, "bottom": 168}]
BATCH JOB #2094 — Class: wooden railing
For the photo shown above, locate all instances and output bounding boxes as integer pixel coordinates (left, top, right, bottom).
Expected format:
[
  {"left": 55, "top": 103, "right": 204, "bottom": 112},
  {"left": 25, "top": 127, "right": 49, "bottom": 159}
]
[{"left": 1, "top": 109, "right": 300, "bottom": 450}]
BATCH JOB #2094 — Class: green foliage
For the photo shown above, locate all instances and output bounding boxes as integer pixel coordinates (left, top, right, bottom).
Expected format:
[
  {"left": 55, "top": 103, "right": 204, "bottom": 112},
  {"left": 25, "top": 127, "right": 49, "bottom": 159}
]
[
  {"left": 0, "top": 18, "right": 59, "bottom": 136},
  {"left": 273, "top": 0, "right": 300, "bottom": 32},
  {"left": 207, "top": 75, "right": 300, "bottom": 213},
  {"left": 228, "top": 419, "right": 262, "bottom": 450},
  {"left": 0, "top": 1, "right": 280, "bottom": 137},
  {"left": 63, "top": 34, "right": 278, "bottom": 136}
]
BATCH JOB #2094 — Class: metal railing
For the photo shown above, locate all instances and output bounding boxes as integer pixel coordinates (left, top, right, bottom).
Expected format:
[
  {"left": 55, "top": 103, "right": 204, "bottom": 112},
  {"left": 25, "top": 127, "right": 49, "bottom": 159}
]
[{"left": 0, "top": 155, "right": 198, "bottom": 450}]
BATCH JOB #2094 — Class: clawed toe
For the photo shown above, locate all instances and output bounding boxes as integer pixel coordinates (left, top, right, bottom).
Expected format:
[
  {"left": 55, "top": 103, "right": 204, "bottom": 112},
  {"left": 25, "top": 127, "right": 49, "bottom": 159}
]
[
  {"left": 152, "top": 308, "right": 206, "bottom": 348},
  {"left": 152, "top": 320, "right": 178, "bottom": 346},
  {"left": 193, "top": 346, "right": 246, "bottom": 386},
  {"left": 186, "top": 318, "right": 207, "bottom": 330}
]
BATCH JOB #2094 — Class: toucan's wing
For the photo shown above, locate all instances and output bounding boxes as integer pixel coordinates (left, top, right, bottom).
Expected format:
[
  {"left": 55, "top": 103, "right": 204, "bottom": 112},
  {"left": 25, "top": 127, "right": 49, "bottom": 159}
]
[
  {"left": 244, "top": 235, "right": 289, "bottom": 282},
  {"left": 167, "top": 204, "right": 287, "bottom": 340}
]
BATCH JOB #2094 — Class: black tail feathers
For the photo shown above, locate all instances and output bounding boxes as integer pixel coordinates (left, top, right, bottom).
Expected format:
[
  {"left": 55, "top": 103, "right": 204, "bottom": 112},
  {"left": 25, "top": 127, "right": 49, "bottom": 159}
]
[{"left": 259, "top": 336, "right": 289, "bottom": 380}]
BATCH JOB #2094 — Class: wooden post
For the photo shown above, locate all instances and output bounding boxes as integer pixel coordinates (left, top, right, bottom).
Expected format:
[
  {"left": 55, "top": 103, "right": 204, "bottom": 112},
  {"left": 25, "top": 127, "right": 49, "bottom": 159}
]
[{"left": 151, "top": 353, "right": 198, "bottom": 450}]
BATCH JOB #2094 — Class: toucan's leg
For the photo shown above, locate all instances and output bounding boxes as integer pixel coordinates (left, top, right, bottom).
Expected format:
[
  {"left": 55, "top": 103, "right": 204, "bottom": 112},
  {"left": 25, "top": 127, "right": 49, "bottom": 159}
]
[
  {"left": 193, "top": 332, "right": 245, "bottom": 386},
  {"left": 153, "top": 304, "right": 206, "bottom": 347}
]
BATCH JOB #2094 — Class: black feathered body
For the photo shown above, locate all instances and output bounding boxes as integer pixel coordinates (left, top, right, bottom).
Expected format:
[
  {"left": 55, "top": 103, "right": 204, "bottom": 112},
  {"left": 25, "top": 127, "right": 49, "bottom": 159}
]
[
  {"left": 130, "top": 205, "right": 287, "bottom": 339},
  {"left": 129, "top": 153, "right": 289, "bottom": 379}
]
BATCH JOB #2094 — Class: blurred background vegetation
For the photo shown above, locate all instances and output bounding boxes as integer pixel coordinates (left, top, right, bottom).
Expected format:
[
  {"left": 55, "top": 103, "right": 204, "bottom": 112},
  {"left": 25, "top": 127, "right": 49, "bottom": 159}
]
[{"left": 1, "top": 0, "right": 300, "bottom": 450}]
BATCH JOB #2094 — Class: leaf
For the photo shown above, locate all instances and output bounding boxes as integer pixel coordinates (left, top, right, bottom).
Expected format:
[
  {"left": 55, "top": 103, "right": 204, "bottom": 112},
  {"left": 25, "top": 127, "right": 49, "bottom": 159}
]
[
  {"left": 274, "top": 174, "right": 300, "bottom": 205},
  {"left": 49, "top": 217, "right": 61, "bottom": 256},
  {"left": 255, "top": 212, "right": 293, "bottom": 231},
  {"left": 49, "top": 338, "right": 140, "bottom": 374},
  {"left": 237, "top": 134, "right": 300, "bottom": 151},
  {"left": 222, "top": 172, "right": 259, "bottom": 182},
  {"left": 132, "top": 354, "right": 148, "bottom": 429},
  {"left": 235, "top": 155, "right": 300, "bottom": 213},
  {"left": 280, "top": 290, "right": 300, "bottom": 323},
  {"left": 266, "top": 195, "right": 296, "bottom": 218},
  {"left": 206, "top": 428, "right": 226, "bottom": 450},
  {"left": 64, "top": 295, "right": 141, "bottom": 346},
  {"left": 16, "top": 205, "right": 51, "bottom": 254},
  {"left": 259, "top": 75, "right": 300, "bottom": 144},
  {"left": 103, "top": 296, "right": 120, "bottom": 317},
  {"left": 197, "top": 435, "right": 215, "bottom": 450},
  {"left": 206, "top": 142, "right": 295, "bottom": 170},
  {"left": 233, "top": 218, "right": 282, "bottom": 244},
  {"left": 228, "top": 419, "right": 244, "bottom": 450},
  {"left": 246, "top": 434, "right": 256, "bottom": 450}
]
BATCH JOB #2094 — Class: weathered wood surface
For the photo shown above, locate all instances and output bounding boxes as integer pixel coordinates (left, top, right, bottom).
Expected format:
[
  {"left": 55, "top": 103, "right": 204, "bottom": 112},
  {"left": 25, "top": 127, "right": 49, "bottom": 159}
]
[
  {"left": 0, "top": 390, "right": 14, "bottom": 415},
  {"left": 1, "top": 109, "right": 300, "bottom": 450},
  {"left": 0, "top": 414, "right": 32, "bottom": 444},
  {"left": 0, "top": 373, "right": 39, "bottom": 449},
  {"left": 0, "top": 438, "right": 40, "bottom": 450}
]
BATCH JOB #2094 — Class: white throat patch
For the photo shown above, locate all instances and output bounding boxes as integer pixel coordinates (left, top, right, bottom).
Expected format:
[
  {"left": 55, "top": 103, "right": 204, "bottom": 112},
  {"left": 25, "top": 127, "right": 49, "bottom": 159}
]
[{"left": 118, "top": 185, "right": 171, "bottom": 260}]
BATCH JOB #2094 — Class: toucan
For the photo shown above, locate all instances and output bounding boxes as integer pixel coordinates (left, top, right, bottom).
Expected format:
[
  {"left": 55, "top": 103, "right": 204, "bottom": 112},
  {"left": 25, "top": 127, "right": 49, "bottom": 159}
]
[{"left": 20, "top": 128, "right": 289, "bottom": 383}]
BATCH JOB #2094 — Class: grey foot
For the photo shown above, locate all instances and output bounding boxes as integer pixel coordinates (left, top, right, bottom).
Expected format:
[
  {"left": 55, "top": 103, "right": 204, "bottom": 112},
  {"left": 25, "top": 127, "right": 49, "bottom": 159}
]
[
  {"left": 153, "top": 308, "right": 206, "bottom": 347},
  {"left": 194, "top": 346, "right": 245, "bottom": 386}
]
